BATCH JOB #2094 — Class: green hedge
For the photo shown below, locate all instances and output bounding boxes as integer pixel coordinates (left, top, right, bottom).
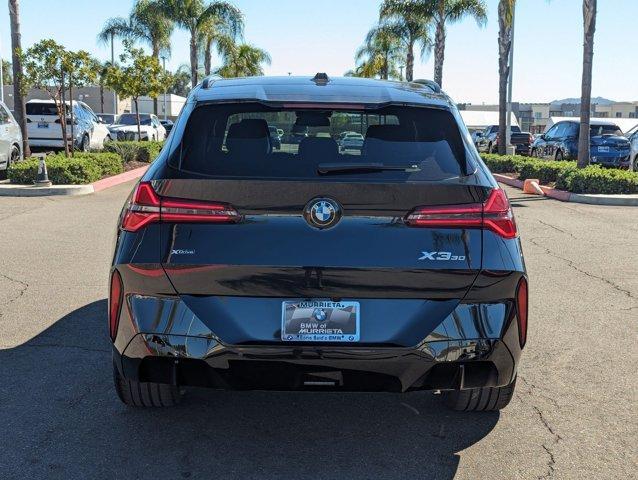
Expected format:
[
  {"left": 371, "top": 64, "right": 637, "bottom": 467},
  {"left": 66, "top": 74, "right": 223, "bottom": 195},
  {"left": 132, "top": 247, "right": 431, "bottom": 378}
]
[
  {"left": 480, "top": 153, "right": 638, "bottom": 194},
  {"left": 8, "top": 152, "right": 124, "bottom": 185},
  {"left": 556, "top": 166, "right": 638, "bottom": 194},
  {"left": 104, "top": 141, "right": 163, "bottom": 163}
]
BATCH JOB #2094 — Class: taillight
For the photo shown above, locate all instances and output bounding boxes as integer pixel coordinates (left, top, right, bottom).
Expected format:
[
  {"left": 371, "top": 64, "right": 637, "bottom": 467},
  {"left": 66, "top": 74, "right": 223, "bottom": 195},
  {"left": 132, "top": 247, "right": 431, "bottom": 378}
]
[
  {"left": 120, "top": 181, "right": 239, "bottom": 232},
  {"left": 516, "top": 277, "right": 528, "bottom": 348},
  {"left": 406, "top": 188, "right": 517, "bottom": 239},
  {"left": 109, "top": 270, "right": 123, "bottom": 341}
]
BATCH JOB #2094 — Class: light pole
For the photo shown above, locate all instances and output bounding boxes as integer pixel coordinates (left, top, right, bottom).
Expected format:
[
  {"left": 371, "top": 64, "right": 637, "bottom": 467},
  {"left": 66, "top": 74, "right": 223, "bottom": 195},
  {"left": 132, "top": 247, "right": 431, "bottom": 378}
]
[
  {"left": 505, "top": 3, "right": 516, "bottom": 151},
  {"left": 161, "top": 55, "right": 167, "bottom": 121}
]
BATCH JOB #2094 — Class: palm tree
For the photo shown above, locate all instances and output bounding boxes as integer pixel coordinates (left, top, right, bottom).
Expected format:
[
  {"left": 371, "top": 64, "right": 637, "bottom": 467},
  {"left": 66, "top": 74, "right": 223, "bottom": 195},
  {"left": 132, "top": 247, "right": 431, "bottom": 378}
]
[
  {"left": 354, "top": 24, "right": 404, "bottom": 80},
  {"left": 8, "top": 0, "right": 30, "bottom": 157},
  {"left": 497, "top": 0, "right": 515, "bottom": 155},
  {"left": 199, "top": 17, "right": 237, "bottom": 76},
  {"left": 577, "top": 0, "right": 597, "bottom": 169},
  {"left": 379, "top": 0, "right": 433, "bottom": 82},
  {"left": 215, "top": 44, "right": 271, "bottom": 78},
  {"left": 98, "top": 1, "right": 174, "bottom": 114},
  {"left": 158, "top": 0, "right": 243, "bottom": 87},
  {"left": 431, "top": 0, "right": 487, "bottom": 87}
]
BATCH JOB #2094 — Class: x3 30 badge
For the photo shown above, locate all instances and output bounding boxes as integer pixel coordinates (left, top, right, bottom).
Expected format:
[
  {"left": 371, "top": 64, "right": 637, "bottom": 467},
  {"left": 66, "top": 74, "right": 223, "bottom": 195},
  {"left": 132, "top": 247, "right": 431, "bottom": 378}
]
[{"left": 418, "top": 251, "right": 466, "bottom": 261}]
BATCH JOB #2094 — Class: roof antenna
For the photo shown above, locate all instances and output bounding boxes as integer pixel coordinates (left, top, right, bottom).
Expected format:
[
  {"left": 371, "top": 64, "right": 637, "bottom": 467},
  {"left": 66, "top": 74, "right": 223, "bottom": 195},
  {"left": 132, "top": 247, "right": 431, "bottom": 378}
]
[{"left": 312, "top": 72, "right": 330, "bottom": 85}]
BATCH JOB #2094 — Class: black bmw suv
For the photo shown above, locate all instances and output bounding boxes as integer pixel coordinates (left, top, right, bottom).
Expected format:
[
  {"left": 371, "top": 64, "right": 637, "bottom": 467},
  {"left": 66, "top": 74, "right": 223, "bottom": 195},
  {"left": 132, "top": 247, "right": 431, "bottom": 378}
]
[{"left": 110, "top": 75, "right": 527, "bottom": 411}]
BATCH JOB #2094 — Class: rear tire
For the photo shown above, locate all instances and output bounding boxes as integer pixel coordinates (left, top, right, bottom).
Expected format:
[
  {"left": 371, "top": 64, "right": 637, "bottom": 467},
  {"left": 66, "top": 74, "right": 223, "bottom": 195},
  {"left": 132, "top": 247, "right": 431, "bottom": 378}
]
[
  {"left": 80, "top": 134, "right": 90, "bottom": 152},
  {"left": 0, "top": 145, "right": 19, "bottom": 180},
  {"left": 444, "top": 377, "right": 517, "bottom": 411},
  {"left": 113, "top": 362, "right": 182, "bottom": 407}
]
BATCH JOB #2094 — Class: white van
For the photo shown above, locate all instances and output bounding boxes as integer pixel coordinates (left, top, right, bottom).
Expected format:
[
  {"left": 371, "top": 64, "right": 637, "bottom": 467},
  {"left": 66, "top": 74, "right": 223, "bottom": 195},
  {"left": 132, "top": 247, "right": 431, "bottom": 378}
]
[{"left": 26, "top": 99, "right": 111, "bottom": 150}]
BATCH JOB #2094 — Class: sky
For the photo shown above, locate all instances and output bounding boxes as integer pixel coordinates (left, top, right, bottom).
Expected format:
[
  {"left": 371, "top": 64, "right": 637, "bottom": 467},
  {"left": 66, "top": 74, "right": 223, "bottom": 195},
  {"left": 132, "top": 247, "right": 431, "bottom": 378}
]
[{"left": 1, "top": 0, "right": 636, "bottom": 104}]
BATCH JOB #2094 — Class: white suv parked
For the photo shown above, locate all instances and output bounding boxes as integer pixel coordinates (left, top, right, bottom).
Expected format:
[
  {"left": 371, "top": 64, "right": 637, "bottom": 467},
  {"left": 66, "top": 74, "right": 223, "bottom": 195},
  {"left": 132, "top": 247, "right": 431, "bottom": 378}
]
[
  {"left": 0, "top": 101, "right": 22, "bottom": 179},
  {"left": 26, "top": 99, "right": 111, "bottom": 150}
]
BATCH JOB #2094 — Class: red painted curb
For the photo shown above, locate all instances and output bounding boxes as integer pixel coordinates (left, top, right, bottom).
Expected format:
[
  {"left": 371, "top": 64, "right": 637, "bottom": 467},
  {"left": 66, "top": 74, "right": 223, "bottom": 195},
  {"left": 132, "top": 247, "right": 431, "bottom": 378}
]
[
  {"left": 493, "top": 173, "right": 524, "bottom": 189},
  {"left": 92, "top": 165, "right": 149, "bottom": 192},
  {"left": 493, "top": 173, "right": 572, "bottom": 201}
]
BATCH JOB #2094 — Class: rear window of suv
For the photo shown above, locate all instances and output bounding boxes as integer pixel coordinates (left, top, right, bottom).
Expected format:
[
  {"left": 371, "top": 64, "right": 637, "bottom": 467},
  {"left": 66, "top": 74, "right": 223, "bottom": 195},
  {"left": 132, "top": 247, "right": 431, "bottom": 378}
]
[
  {"left": 26, "top": 103, "right": 62, "bottom": 116},
  {"left": 172, "top": 103, "right": 468, "bottom": 181}
]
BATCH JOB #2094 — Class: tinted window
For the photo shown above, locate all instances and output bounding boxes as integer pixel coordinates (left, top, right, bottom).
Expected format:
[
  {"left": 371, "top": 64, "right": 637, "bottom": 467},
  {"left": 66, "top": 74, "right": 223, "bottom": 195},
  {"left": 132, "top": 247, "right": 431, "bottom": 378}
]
[
  {"left": 173, "top": 103, "right": 468, "bottom": 181},
  {"left": 563, "top": 123, "right": 579, "bottom": 137},
  {"left": 0, "top": 104, "right": 9, "bottom": 124},
  {"left": 119, "top": 113, "right": 152, "bottom": 125},
  {"left": 26, "top": 103, "right": 62, "bottom": 116},
  {"left": 590, "top": 124, "right": 622, "bottom": 136}
]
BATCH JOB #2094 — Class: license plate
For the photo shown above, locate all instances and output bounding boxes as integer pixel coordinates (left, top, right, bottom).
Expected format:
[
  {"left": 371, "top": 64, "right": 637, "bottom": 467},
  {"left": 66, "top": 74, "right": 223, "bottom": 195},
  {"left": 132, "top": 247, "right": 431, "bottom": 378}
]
[
  {"left": 281, "top": 300, "right": 360, "bottom": 342},
  {"left": 38, "top": 122, "right": 49, "bottom": 128},
  {"left": 598, "top": 146, "right": 609, "bottom": 152}
]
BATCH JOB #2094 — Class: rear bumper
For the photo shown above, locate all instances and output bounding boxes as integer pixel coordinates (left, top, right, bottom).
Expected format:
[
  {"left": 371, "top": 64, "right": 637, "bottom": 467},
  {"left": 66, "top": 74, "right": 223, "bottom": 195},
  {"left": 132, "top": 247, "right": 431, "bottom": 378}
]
[{"left": 112, "top": 293, "right": 524, "bottom": 393}]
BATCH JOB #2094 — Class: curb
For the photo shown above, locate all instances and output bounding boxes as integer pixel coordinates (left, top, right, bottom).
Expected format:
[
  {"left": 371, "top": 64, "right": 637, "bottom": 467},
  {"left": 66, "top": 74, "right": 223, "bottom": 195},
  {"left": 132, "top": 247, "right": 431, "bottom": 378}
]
[
  {"left": 493, "top": 173, "right": 638, "bottom": 206},
  {"left": 0, "top": 165, "right": 148, "bottom": 197},
  {"left": 0, "top": 183, "right": 94, "bottom": 197},
  {"left": 92, "top": 165, "right": 149, "bottom": 192}
]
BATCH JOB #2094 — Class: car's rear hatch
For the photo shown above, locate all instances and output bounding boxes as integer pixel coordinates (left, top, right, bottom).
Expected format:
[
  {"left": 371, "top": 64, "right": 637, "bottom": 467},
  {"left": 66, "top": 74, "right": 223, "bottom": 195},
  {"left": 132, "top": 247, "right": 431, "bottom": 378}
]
[
  {"left": 132, "top": 102, "right": 509, "bottom": 346},
  {"left": 26, "top": 103, "right": 65, "bottom": 140}
]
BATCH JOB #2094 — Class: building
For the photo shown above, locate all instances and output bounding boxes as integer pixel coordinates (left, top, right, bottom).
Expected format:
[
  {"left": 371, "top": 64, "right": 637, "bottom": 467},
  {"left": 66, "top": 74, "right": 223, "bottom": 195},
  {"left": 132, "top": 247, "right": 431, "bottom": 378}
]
[
  {"left": 594, "top": 102, "right": 638, "bottom": 119},
  {"left": 1, "top": 85, "right": 186, "bottom": 120}
]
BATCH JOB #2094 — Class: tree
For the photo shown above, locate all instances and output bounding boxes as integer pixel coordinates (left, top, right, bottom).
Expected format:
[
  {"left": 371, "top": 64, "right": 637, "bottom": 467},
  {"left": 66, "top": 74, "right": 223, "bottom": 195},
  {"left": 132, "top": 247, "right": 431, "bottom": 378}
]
[
  {"left": 21, "top": 40, "right": 71, "bottom": 155},
  {"left": 105, "top": 41, "right": 169, "bottom": 140},
  {"left": 199, "top": 16, "right": 236, "bottom": 76},
  {"left": 431, "top": 0, "right": 487, "bottom": 87},
  {"left": 98, "top": 1, "right": 174, "bottom": 115},
  {"left": 353, "top": 24, "right": 403, "bottom": 80},
  {"left": 168, "top": 64, "right": 192, "bottom": 96},
  {"left": 497, "top": 0, "right": 515, "bottom": 155},
  {"left": 215, "top": 44, "right": 271, "bottom": 78},
  {"left": 2, "top": 59, "right": 12, "bottom": 85},
  {"left": 577, "top": 0, "right": 597, "bottom": 169},
  {"left": 61, "top": 50, "right": 98, "bottom": 155},
  {"left": 8, "top": 0, "right": 30, "bottom": 157},
  {"left": 158, "top": 0, "right": 243, "bottom": 87},
  {"left": 379, "top": 0, "right": 433, "bottom": 82}
]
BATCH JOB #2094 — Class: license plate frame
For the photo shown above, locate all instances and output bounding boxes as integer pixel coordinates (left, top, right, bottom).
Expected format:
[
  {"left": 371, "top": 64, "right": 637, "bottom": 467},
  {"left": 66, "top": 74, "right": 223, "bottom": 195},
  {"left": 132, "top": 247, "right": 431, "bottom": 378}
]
[
  {"left": 598, "top": 146, "right": 610, "bottom": 153},
  {"left": 281, "top": 300, "right": 360, "bottom": 342},
  {"left": 37, "top": 121, "right": 49, "bottom": 129}
]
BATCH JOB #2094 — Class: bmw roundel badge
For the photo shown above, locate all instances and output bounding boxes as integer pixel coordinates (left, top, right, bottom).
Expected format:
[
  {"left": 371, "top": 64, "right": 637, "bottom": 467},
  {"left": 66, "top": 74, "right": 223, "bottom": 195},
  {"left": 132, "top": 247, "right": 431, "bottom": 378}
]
[{"left": 304, "top": 197, "right": 342, "bottom": 229}]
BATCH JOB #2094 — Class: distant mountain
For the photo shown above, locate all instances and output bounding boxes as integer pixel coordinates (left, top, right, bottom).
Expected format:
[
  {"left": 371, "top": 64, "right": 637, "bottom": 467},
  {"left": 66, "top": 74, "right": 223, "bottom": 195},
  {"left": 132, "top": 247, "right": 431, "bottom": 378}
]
[{"left": 550, "top": 96, "right": 615, "bottom": 105}]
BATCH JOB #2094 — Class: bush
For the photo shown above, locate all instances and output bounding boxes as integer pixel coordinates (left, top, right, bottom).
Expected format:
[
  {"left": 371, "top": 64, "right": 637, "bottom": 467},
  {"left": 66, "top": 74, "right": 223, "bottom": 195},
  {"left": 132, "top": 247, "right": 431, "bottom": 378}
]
[
  {"left": 104, "top": 141, "right": 163, "bottom": 163},
  {"left": 481, "top": 154, "right": 525, "bottom": 174},
  {"left": 518, "top": 159, "right": 576, "bottom": 184},
  {"left": 8, "top": 152, "right": 124, "bottom": 185},
  {"left": 481, "top": 153, "right": 638, "bottom": 194},
  {"left": 556, "top": 166, "right": 638, "bottom": 194}
]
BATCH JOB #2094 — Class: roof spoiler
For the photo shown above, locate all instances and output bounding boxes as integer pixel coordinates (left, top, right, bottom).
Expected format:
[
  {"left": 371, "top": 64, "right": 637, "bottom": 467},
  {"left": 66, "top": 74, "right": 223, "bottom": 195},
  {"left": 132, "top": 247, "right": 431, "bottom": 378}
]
[
  {"left": 411, "top": 79, "right": 441, "bottom": 94},
  {"left": 201, "top": 75, "right": 222, "bottom": 89}
]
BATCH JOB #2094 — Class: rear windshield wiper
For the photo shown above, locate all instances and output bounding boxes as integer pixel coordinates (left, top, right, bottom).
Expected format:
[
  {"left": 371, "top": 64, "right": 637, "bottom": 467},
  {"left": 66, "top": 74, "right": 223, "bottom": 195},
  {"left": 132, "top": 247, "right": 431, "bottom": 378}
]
[{"left": 317, "top": 162, "right": 421, "bottom": 175}]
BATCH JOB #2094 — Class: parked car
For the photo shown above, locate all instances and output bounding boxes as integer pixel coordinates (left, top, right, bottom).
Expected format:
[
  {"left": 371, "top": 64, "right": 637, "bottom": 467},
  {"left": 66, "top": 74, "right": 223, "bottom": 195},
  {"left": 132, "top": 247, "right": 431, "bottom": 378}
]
[
  {"left": 532, "top": 120, "right": 631, "bottom": 167},
  {"left": 109, "top": 75, "right": 527, "bottom": 411},
  {"left": 339, "top": 132, "right": 364, "bottom": 151},
  {"left": 108, "top": 113, "right": 166, "bottom": 141},
  {"left": 26, "top": 99, "right": 111, "bottom": 150},
  {"left": 160, "top": 119, "right": 174, "bottom": 135},
  {"left": 268, "top": 125, "right": 281, "bottom": 150},
  {"left": 0, "top": 100, "right": 22, "bottom": 179},
  {"left": 476, "top": 125, "right": 533, "bottom": 155},
  {"left": 626, "top": 125, "right": 638, "bottom": 171},
  {"left": 97, "top": 113, "right": 119, "bottom": 126}
]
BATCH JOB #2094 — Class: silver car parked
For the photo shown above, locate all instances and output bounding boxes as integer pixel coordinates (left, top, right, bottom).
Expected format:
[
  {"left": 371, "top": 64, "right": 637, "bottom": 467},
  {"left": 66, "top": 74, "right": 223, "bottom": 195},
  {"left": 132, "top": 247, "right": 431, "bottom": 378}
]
[{"left": 0, "top": 101, "right": 22, "bottom": 180}]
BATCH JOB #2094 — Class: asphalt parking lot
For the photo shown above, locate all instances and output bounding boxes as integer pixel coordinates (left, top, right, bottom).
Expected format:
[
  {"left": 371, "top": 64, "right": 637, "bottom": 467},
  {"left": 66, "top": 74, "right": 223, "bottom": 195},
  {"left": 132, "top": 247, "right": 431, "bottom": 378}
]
[{"left": 0, "top": 182, "right": 636, "bottom": 480}]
